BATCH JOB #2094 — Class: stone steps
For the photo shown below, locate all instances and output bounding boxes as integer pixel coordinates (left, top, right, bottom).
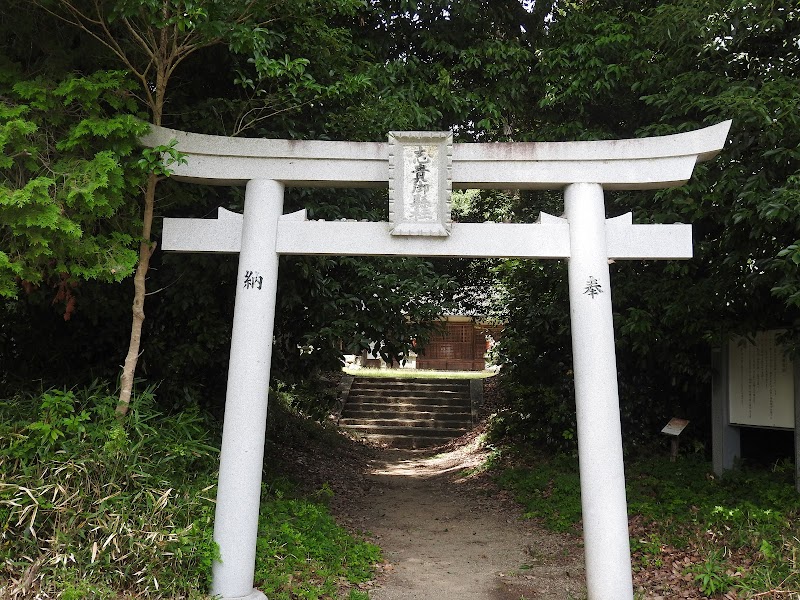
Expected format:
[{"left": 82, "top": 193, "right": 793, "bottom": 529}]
[
  {"left": 345, "top": 395, "right": 467, "bottom": 406},
  {"left": 339, "top": 417, "right": 469, "bottom": 428},
  {"left": 339, "top": 376, "right": 476, "bottom": 448},
  {"left": 342, "top": 408, "right": 468, "bottom": 420},
  {"left": 348, "top": 389, "right": 467, "bottom": 398}
]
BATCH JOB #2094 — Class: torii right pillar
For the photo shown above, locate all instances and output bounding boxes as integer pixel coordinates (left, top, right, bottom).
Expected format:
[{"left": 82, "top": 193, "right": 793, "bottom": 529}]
[{"left": 565, "top": 182, "right": 634, "bottom": 598}]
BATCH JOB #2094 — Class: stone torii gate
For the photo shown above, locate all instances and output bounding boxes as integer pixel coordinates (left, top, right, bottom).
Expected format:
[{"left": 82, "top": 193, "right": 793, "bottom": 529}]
[{"left": 143, "top": 122, "right": 731, "bottom": 600}]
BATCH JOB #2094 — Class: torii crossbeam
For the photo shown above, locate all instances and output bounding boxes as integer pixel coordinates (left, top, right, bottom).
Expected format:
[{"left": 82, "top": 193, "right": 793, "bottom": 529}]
[{"left": 144, "top": 121, "right": 731, "bottom": 600}]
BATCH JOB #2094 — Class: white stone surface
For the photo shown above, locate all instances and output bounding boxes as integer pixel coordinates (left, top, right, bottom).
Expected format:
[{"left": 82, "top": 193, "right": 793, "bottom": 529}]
[
  {"left": 605, "top": 213, "right": 692, "bottom": 259},
  {"left": 388, "top": 131, "right": 453, "bottom": 236},
  {"left": 162, "top": 207, "right": 243, "bottom": 253},
  {"left": 211, "top": 180, "right": 284, "bottom": 600},
  {"left": 565, "top": 182, "right": 633, "bottom": 600},
  {"left": 143, "top": 121, "right": 731, "bottom": 190},
  {"left": 276, "top": 219, "right": 570, "bottom": 258},
  {"left": 139, "top": 127, "right": 388, "bottom": 186},
  {"left": 146, "top": 122, "right": 733, "bottom": 600},
  {"left": 161, "top": 210, "right": 691, "bottom": 260},
  {"left": 223, "top": 591, "right": 267, "bottom": 600}
]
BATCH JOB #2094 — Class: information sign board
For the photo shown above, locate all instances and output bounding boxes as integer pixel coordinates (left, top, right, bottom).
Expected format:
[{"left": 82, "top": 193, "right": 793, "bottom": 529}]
[
  {"left": 661, "top": 418, "right": 689, "bottom": 436},
  {"left": 729, "top": 330, "right": 794, "bottom": 429}
]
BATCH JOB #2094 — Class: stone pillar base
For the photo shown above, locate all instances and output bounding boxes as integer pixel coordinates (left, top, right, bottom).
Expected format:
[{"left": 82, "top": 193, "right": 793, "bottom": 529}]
[{"left": 220, "top": 589, "right": 267, "bottom": 600}]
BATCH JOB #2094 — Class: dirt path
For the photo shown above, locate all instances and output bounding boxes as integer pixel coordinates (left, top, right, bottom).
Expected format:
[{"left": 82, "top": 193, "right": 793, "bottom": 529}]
[{"left": 335, "top": 439, "right": 587, "bottom": 600}]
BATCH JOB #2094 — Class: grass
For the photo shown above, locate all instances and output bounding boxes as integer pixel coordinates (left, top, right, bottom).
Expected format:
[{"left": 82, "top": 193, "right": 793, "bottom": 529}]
[
  {"left": 343, "top": 367, "right": 495, "bottom": 379},
  {"left": 0, "top": 383, "right": 379, "bottom": 599},
  {"left": 493, "top": 448, "right": 800, "bottom": 597},
  {"left": 495, "top": 453, "right": 582, "bottom": 532},
  {"left": 255, "top": 485, "right": 381, "bottom": 599}
]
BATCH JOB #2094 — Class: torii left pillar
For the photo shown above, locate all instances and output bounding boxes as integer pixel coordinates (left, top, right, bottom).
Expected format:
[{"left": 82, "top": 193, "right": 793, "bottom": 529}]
[{"left": 212, "top": 179, "right": 283, "bottom": 600}]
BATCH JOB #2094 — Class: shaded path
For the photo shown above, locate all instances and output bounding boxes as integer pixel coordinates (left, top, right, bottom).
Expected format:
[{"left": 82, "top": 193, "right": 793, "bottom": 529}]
[{"left": 336, "top": 440, "right": 587, "bottom": 600}]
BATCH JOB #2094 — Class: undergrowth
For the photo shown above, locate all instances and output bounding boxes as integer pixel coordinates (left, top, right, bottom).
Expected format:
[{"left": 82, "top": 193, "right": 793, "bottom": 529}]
[
  {"left": 255, "top": 482, "right": 381, "bottom": 599},
  {"left": 0, "top": 382, "right": 379, "bottom": 599},
  {"left": 494, "top": 448, "right": 800, "bottom": 597}
]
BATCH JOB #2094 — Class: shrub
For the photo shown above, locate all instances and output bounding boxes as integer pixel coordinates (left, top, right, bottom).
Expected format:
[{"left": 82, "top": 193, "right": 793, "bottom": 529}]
[
  {"left": 0, "top": 381, "right": 380, "bottom": 599},
  {"left": 0, "top": 383, "right": 220, "bottom": 599},
  {"left": 255, "top": 481, "right": 381, "bottom": 599}
]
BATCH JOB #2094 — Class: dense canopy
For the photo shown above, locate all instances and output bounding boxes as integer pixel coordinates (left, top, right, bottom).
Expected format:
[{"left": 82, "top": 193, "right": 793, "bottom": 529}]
[{"left": 0, "top": 1, "right": 797, "bottom": 445}]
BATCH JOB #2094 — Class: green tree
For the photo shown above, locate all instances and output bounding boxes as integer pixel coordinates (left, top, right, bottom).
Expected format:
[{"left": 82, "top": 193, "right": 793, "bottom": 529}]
[
  {"left": 325, "top": 0, "right": 554, "bottom": 139},
  {"left": 0, "top": 66, "right": 145, "bottom": 303},
  {"left": 491, "top": 0, "right": 800, "bottom": 448},
  {"left": 33, "top": 0, "right": 365, "bottom": 414},
  {"left": 2, "top": 1, "right": 470, "bottom": 400}
]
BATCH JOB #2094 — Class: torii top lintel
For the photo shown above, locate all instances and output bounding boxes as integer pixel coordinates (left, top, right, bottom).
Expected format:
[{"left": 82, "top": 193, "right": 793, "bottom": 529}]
[{"left": 142, "top": 121, "right": 731, "bottom": 191}]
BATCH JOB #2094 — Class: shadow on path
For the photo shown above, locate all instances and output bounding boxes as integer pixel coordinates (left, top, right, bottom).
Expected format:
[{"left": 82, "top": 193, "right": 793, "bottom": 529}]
[{"left": 336, "top": 440, "right": 587, "bottom": 600}]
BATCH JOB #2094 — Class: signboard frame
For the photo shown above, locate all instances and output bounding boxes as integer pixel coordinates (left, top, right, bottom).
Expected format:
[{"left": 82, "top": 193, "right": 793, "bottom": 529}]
[{"left": 712, "top": 331, "right": 800, "bottom": 493}]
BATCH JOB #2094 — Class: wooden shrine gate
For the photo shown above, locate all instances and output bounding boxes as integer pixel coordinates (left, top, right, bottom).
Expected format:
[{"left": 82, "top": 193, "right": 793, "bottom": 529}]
[{"left": 416, "top": 318, "right": 492, "bottom": 371}]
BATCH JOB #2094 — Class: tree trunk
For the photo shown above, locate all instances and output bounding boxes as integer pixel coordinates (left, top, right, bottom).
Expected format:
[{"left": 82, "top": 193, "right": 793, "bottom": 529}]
[
  {"left": 116, "top": 54, "right": 167, "bottom": 416},
  {"left": 116, "top": 172, "right": 158, "bottom": 416}
]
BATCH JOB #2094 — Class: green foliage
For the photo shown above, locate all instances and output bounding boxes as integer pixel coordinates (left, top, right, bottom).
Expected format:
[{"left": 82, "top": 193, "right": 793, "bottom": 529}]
[
  {"left": 275, "top": 253, "right": 457, "bottom": 377},
  {"left": 688, "top": 550, "right": 734, "bottom": 596},
  {"left": 627, "top": 456, "right": 800, "bottom": 569},
  {"left": 255, "top": 482, "right": 381, "bottom": 599},
  {"left": 486, "top": 379, "right": 578, "bottom": 453},
  {"left": 21, "top": 389, "right": 92, "bottom": 456},
  {"left": 323, "top": 0, "right": 555, "bottom": 139},
  {"left": 0, "top": 67, "right": 147, "bottom": 298},
  {"left": 159, "top": 0, "right": 370, "bottom": 138},
  {"left": 0, "top": 383, "right": 220, "bottom": 598},
  {"left": 0, "top": 382, "right": 380, "bottom": 599},
  {"left": 495, "top": 453, "right": 582, "bottom": 532},
  {"left": 493, "top": 449, "right": 800, "bottom": 596},
  {"left": 271, "top": 378, "right": 341, "bottom": 422},
  {"left": 487, "top": 256, "right": 582, "bottom": 451},
  {"left": 137, "top": 139, "right": 187, "bottom": 177},
  {"left": 490, "top": 1, "right": 800, "bottom": 451},
  {"left": 629, "top": 533, "right": 665, "bottom": 569}
]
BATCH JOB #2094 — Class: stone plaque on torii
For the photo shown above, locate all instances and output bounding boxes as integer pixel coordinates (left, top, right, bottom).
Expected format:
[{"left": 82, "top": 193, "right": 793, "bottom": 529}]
[{"left": 143, "top": 121, "right": 731, "bottom": 600}]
